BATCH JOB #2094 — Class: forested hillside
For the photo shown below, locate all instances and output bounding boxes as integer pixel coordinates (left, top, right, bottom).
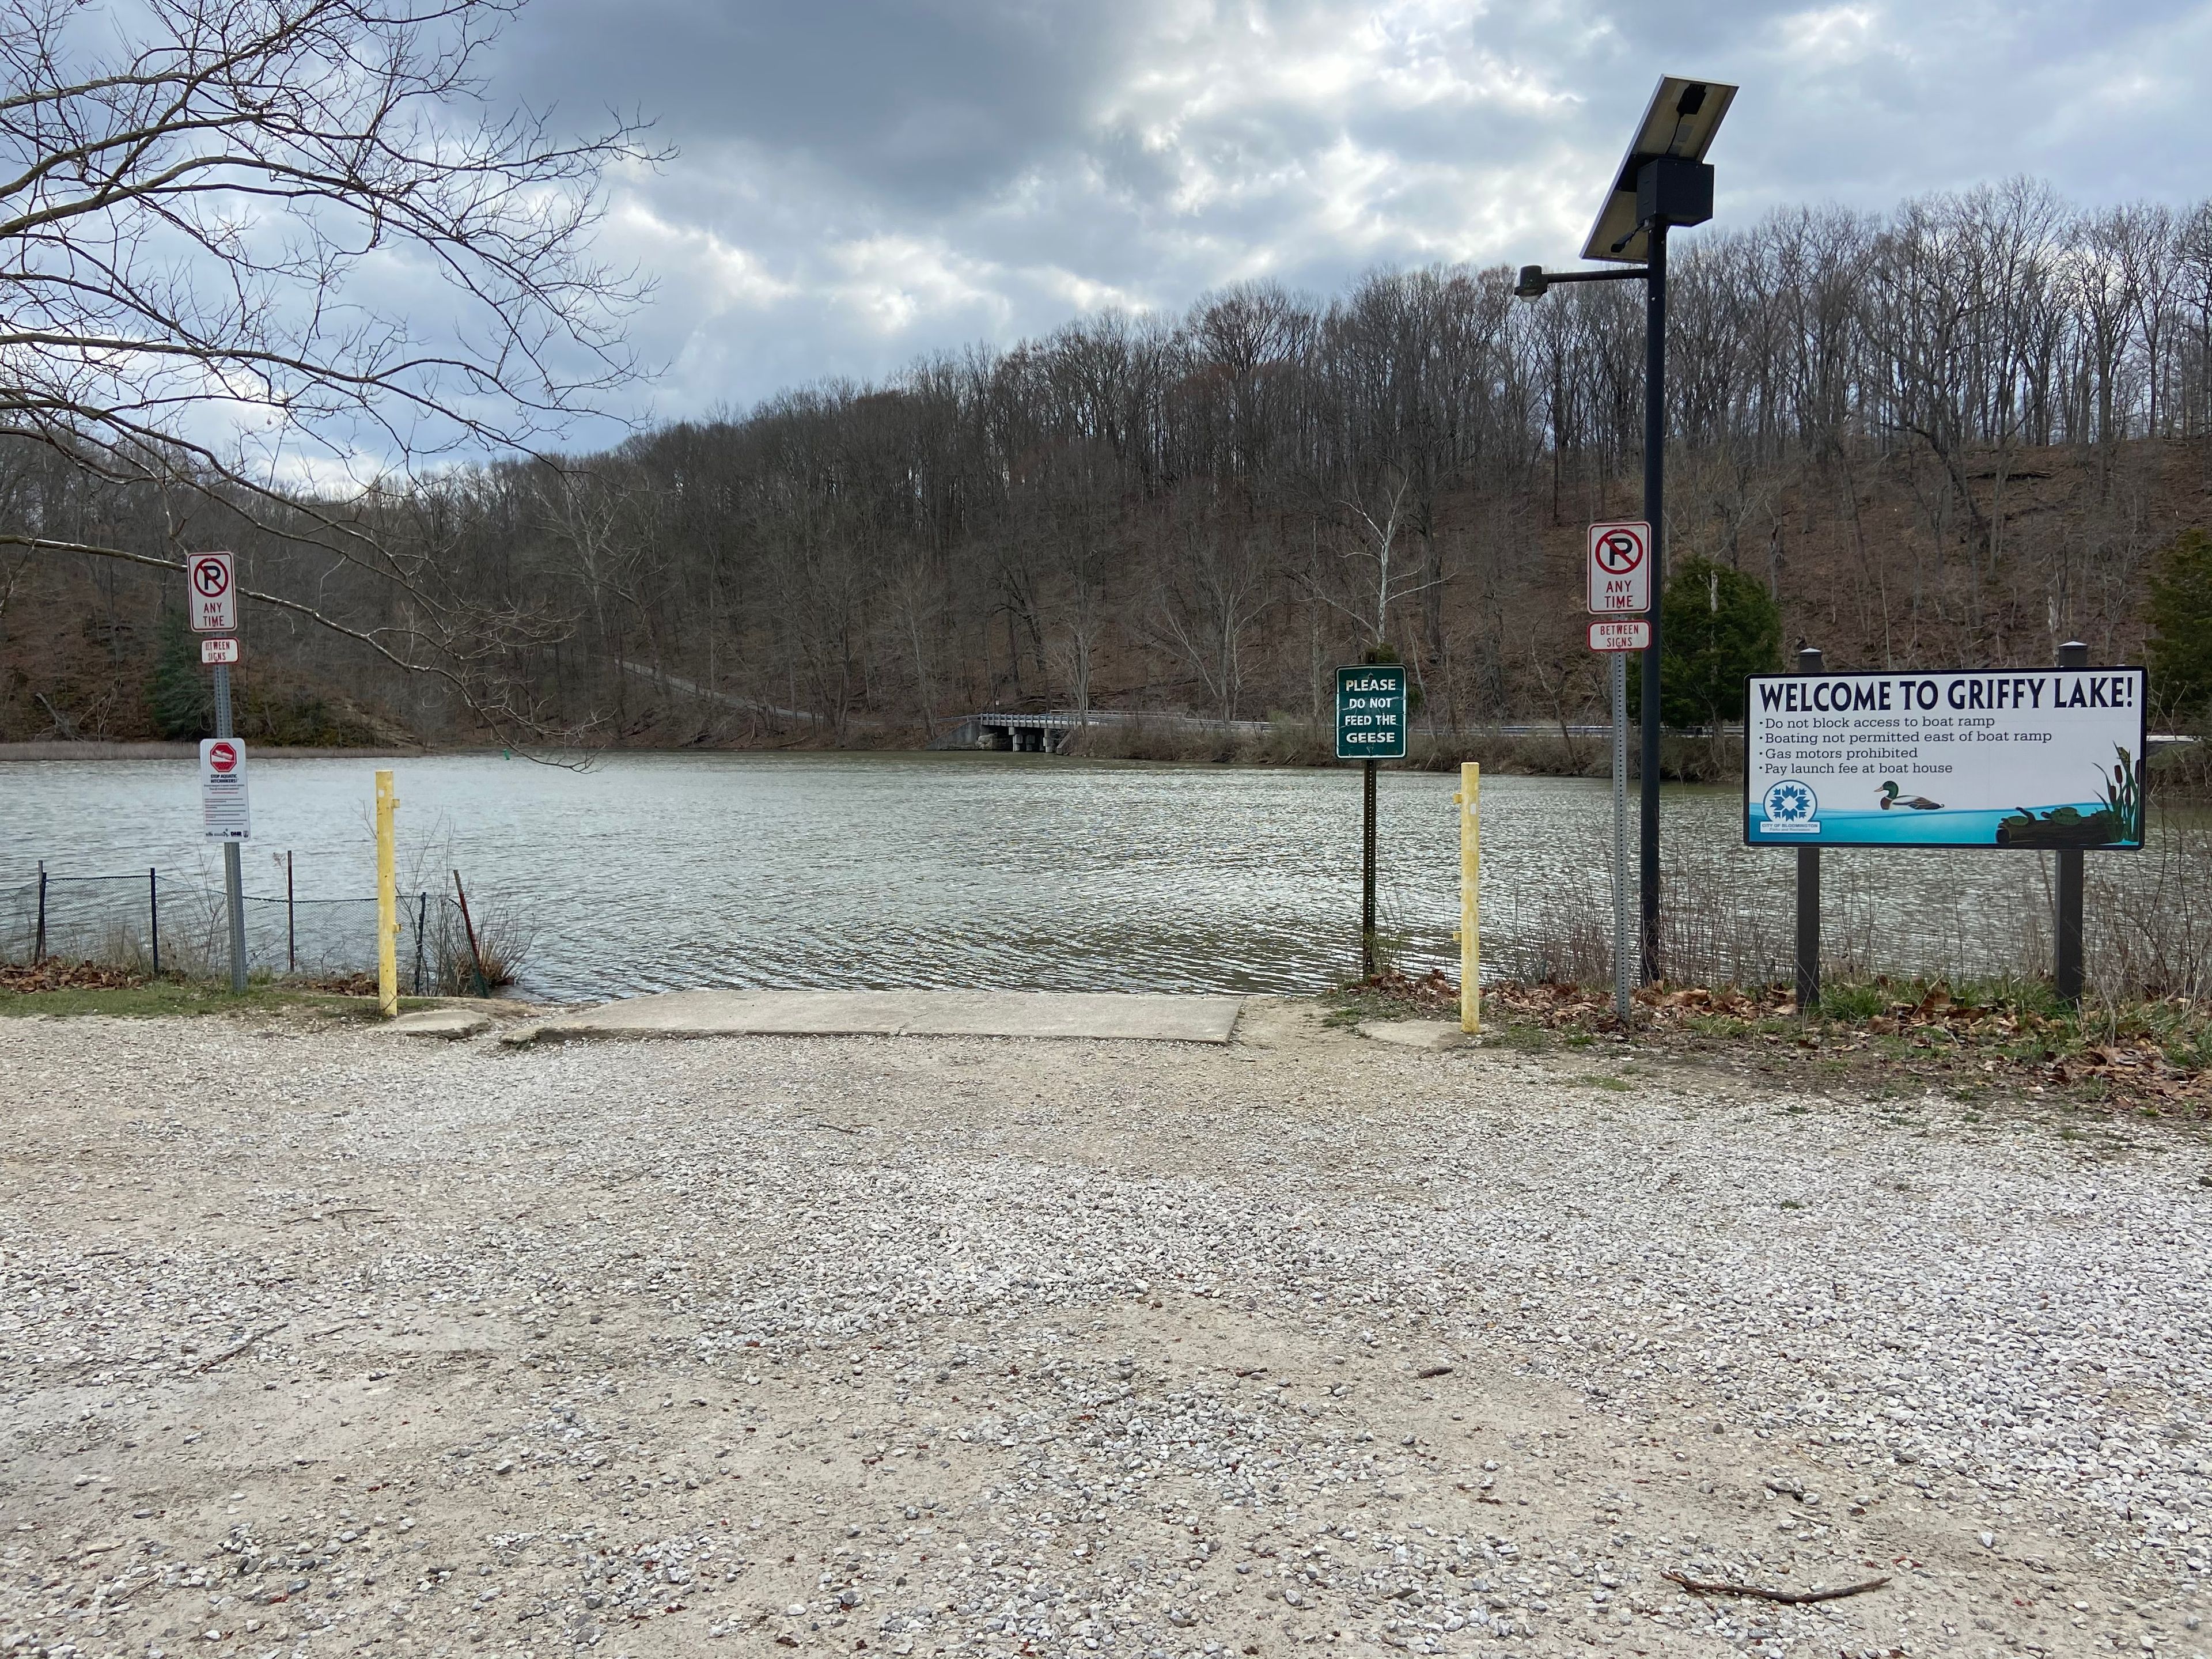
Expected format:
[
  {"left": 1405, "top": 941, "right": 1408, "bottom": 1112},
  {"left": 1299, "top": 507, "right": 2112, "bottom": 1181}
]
[{"left": 5, "top": 179, "right": 2210, "bottom": 752}]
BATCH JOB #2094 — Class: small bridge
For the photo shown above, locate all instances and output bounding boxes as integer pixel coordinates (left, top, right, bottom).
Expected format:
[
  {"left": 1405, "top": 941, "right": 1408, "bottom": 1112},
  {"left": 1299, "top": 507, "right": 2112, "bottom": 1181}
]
[
  {"left": 930, "top": 711, "right": 1086, "bottom": 752},
  {"left": 929, "top": 710, "right": 1278, "bottom": 753}
]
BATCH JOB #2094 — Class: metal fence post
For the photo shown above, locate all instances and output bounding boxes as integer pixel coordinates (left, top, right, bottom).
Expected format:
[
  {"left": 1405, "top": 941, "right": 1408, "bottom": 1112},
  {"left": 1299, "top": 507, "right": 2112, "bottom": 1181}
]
[
  {"left": 414, "top": 892, "right": 427, "bottom": 995},
  {"left": 286, "top": 850, "right": 296, "bottom": 975},
  {"left": 149, "top": 867, "right": 160, "bottom": 976},
  {"left": 34, "top": 861, "right": 46, "bottom": 964},
  {"left": 1794, "top": 645, "right": 1824, "bottom": 1013},
  {"left": 2055, "top": 639, "right": 2089, "bottom": 1006}
]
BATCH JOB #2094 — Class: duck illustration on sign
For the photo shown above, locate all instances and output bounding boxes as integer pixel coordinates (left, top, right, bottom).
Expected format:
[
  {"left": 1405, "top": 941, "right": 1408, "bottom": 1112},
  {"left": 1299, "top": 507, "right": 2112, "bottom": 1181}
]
[{"left": 1877, "top": 781, "right": 1942, "bottom": 810}]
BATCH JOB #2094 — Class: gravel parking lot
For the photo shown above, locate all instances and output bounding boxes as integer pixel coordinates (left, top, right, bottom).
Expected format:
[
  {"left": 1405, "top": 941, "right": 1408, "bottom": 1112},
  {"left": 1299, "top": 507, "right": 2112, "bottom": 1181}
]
[{"left": 3, "top": 1002, "right": 2210, "bottom": 1659}]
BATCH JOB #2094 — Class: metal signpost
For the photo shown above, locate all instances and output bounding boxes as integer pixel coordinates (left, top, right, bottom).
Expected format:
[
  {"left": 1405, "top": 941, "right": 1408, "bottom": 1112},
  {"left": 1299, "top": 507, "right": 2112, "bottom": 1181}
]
[
  {"left": 188, "top": 551, "right": 249, "bottom": 993},
  {"left": 1793, "top": 646, "right": 1824, "bottom": 1012},
  {"left": 1517, "top": 77, "right": 1737, "bottom": 983},
  {"left": 1744, "top": 653, "right": 2147, "bottom": 1006},
  {"left": 1586, "top": 525, "right": 1651, "bottom": 1021},
  {"left": 1336, "top": 663, "right": 1408, "bottom": 978}
]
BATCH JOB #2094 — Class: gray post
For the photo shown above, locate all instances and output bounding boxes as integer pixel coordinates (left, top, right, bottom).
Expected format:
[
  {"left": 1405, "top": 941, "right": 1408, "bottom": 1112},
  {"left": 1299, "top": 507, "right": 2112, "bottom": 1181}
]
[
  {"left": 2055, "top": 639, "right": 2089, "bottom": 1005},
  {"left": 1794, "top": 646, "right": 1824, "bottom": 1013},
  {"left": 213, "top": 663, "right": 248, "bottom": 994},
  {"left": 34, "top": 860, "right": 46, "bottom": 964},
  {"left": 1361, "top": 758, "right": 1378, "bottom": 979},
  {"left": 1610, "top": 650, "right": 1631, "bottom": 1021},
  {"left": 149, "top": 866, "right": 160, "bottom": 976},
  {"left": 1638, "top": 222, "right": 1669, "bottom": 985}
]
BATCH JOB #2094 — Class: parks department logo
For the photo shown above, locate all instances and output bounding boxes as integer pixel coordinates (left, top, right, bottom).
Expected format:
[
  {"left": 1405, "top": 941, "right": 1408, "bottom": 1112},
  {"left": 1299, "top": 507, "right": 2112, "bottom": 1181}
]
[{"left": 1762, "top": 778, "right": 1820, "bottom": 834}]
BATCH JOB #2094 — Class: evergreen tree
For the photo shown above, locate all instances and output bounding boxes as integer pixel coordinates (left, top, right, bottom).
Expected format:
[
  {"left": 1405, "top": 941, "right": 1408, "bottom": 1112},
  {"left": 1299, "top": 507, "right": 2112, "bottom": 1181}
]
[
  {"left": 1630, "top": 556, "right": 1783, "bottom": 728},
  {"left": 147, "top": 611, "right": 211, "bottom": 738},
  {"left": 2146, "top": 528, "right": 2212, "bottom": 719}
]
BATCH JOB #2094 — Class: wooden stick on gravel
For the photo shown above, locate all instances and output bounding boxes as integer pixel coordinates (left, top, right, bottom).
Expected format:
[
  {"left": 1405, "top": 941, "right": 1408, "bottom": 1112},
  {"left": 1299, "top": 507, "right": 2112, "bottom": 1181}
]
[
  {"left": 198, "top": 1323, "right": 287, "bottom": 1373},
  {"left": 1661, "top": 1570, "right": 1890, "bottom": 1605}
]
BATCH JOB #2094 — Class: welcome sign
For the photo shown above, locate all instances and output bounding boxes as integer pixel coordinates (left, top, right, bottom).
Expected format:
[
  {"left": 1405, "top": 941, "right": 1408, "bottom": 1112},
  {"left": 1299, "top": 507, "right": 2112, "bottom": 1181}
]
[{"left": 1745, "top": 667, "right": 2147, "bottom": 850}]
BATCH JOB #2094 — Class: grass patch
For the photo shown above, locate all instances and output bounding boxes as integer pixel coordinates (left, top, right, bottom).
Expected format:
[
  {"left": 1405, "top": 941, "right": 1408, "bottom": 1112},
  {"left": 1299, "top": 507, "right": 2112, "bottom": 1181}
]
[
  {"left": 1323, "top": 968, "right": 1460, "bottom": 1026},
  {"left": 1486, "top": 974, "right": 2211, "bottom": 1119},
  {"left": 0, "top": 976, "right": 434, "bottom": 1020}
]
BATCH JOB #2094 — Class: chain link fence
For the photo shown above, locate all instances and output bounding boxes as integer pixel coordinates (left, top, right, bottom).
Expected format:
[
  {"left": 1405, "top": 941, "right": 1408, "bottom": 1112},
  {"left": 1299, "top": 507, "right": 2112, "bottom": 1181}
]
[{"left": 1, "top": 866, "right": 495, "bottom": 993}]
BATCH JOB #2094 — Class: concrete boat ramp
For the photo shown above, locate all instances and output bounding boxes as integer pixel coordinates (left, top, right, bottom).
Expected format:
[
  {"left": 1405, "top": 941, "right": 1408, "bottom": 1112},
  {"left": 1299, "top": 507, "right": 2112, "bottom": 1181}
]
[{"left": 382, "top": 988, "right": 1245, "bottom": 1045}]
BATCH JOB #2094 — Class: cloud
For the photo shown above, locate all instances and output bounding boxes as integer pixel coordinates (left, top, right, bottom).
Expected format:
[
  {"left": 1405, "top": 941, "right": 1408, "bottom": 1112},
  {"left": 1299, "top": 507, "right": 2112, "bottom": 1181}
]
[{"left": 475, "top": 0, "right": 2212, "bottom": 441}]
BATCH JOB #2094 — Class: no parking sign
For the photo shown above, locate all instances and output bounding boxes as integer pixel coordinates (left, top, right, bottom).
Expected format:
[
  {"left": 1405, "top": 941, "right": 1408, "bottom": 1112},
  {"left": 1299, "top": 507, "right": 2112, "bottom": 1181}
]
[
  {"left": 1586, "top": 521, "right": 1650, "bottom": 614},
  {"left": 188, "top": 551, "right": 236, "bottom": 632}
]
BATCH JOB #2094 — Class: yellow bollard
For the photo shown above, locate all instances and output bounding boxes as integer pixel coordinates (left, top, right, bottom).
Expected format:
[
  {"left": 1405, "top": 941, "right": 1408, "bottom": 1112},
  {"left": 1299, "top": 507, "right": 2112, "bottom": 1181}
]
[
  {"left": 1459, "top": 762, "right": 1480, "bottom": 1033},
  {"left": 374, "top": 769, "right": 399, "bottom": 1018}
]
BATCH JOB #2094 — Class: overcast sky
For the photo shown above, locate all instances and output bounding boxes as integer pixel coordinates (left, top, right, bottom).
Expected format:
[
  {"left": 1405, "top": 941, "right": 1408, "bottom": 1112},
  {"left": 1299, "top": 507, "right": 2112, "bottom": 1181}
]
[{"left": 488, "top": 0, "right": 2212, "bottom": 437}]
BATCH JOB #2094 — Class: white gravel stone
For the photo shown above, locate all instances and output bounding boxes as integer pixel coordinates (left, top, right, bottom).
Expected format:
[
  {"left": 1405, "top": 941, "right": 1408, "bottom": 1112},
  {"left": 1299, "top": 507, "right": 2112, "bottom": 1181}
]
[{"left": 0, "top": 998, "right": 2206, "bottom": 1659}]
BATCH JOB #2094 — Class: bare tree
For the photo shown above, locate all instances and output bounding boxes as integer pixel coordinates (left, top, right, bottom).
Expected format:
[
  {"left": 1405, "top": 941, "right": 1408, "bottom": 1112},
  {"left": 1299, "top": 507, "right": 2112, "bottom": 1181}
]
[
  {"left": 1149, "top": 512, "right": 1273, "bottom": 727},
  {"left": 0, "top": 0, "right": 657, "bottom": 729}
]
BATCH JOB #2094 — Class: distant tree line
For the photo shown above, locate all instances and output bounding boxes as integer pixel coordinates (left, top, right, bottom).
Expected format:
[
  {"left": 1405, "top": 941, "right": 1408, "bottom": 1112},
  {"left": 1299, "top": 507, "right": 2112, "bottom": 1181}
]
[{"left": 7, "top": 177, "right": 2212, "bottom": 745}]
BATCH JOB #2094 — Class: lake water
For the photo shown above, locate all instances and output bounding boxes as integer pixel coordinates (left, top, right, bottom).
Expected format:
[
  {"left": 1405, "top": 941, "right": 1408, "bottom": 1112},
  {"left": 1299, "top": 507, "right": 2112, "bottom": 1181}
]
[{"left": 0, "top": 751, "right": 2190, "bottom": 999}]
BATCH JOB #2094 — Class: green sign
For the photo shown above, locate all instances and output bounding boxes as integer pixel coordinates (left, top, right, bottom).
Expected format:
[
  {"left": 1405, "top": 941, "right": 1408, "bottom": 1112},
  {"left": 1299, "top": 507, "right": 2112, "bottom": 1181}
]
[{"left": 1335, "top": 664, "right": 1408, "bottom": 760}]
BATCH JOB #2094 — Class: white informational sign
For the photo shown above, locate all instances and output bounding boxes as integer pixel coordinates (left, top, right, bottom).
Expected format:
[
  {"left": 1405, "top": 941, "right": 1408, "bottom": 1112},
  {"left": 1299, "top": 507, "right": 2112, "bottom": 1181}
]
[
  {"left": 200, "top": 637, "right": 240, "bottom": 665},
  {"left": 188, "top": 551, "right": 236, "bottom": 632},
  {"left": 199, "top": 737, "right": 251, "bottom": 841},
  {"left": 1588, "top": 619, "right": 1650, "bottom": 652},
  {"left": 1587, "top": 521, "right": 1650, "bottom": 615},
  {"left": 1745, "top": 667, "right": 2147, "bottom": 849}
]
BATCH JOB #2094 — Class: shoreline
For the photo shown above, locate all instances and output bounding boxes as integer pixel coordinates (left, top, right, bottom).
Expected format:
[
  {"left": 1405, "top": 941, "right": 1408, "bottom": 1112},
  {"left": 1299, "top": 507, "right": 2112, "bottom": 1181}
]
[
  {"left": 0, "top": 738, "right": 434, "bottom": 761},
  {"left": 0, "top": 731, "right": 1741, "bottom": 783}
]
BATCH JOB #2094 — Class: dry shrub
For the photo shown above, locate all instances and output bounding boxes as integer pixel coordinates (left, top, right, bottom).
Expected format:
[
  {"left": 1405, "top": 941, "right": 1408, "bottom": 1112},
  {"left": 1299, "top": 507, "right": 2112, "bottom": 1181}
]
[
  {"left": 1483, "top": 819, "right": 2211, "bottom": 1003},
  {"left": 2088, "top": 822, "right": 2212, "bottom": 1001},
  {"left": 433, "top": 893, "right": 533, "bottom": 994}
]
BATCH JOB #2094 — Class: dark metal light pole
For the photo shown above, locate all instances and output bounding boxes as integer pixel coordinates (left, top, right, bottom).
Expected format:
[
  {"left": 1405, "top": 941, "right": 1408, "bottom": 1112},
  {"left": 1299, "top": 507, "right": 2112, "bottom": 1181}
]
[
  {"left": 1638, "top": 220, "right": 1668, "bottom": 983},
  {"left": 1514, "top": 75, "right": 1734, "bottom": 984}
]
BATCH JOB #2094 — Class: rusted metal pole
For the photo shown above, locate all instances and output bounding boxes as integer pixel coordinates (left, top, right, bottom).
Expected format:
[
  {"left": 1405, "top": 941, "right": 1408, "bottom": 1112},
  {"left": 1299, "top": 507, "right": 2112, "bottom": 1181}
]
[
  {"left": 1361, "top": 760, "right": 1378, "bottom": 979},
  {"left": 453, "top": 870, "right": 490, "bottom": 997}
]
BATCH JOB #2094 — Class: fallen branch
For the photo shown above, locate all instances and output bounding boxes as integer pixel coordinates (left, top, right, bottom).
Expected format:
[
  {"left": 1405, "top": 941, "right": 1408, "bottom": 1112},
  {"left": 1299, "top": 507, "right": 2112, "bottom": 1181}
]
[
  {"left": 198, "top": 1323, "right": 287, "bottom": 1373},
  {"left": 1661, "top": 1570, "right": 1889, "bottom": 1605}
]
